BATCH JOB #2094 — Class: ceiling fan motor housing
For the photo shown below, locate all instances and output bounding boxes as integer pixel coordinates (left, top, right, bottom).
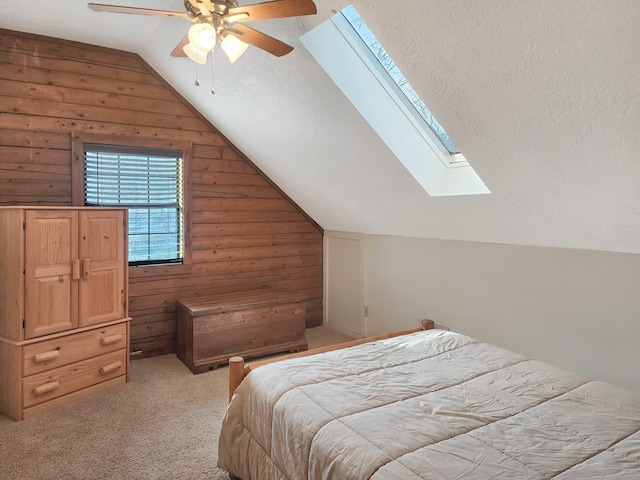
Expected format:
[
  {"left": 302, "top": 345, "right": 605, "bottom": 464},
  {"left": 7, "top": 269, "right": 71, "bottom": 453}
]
[{"left": 183, "top": 0, "right": 239, "bottom": 18}]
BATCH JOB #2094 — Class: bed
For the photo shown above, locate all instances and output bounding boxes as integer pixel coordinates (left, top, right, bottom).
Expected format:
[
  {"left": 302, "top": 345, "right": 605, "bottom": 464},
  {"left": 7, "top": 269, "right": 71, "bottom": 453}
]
[{"left": 217, "top": 326, "right": 640, "bottom": 479}]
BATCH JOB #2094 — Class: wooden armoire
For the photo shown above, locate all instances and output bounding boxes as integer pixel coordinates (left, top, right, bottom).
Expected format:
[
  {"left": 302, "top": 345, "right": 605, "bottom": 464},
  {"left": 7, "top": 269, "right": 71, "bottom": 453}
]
[{"left": 0, "top": 207, "right": 130, "bottom": 420}]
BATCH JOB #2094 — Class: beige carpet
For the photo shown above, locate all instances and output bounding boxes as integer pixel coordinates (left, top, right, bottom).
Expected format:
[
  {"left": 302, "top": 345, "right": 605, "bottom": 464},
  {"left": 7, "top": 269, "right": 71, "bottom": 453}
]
[{"left": 0, "top": 325, "right": 354, "bottom": 480}]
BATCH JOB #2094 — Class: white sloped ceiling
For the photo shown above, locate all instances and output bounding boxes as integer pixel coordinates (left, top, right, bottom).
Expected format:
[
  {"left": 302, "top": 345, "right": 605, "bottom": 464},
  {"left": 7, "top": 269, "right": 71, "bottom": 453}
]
[{"left": 2, "top": 0, "right": 639, "bottom": 253}]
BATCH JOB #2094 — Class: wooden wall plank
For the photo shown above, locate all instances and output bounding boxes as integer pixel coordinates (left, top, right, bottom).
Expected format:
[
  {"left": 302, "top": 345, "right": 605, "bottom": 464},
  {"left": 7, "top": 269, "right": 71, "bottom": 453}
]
[
  {"left": 4, "top": 97, "right": 207, "bottom": 132},
  {"left": 192, "top": 197, "right": 300, "bottom": 211},
  {"left": 0, "top": 64, "right": 178, "bottom": 103},
  {"left": 1, "top": 80, "right": 196, "bottom": 117},
  {"left": 193, "top": 222, "right": 320, "bottom": 237},
  {"left": 0, "top": 29, "right": 324, "bottom": 357},
  {"left": 0, "top": 146, "right": 70, "bottom": 165},
  {"left": 192, "top": 145, "right": 239, "bottom": 160},
  {"left": 191, "top": 185, "right": 285, "bottom": 199},
  {"left": 0, "top": 130, "right": 70, "bottom": 149},
  {"left": 192, "top": 171, "right": 271, "bottom": 187},
  {"left": 129, "top": 265, "right": 322, "bottom": 296},
  {"left": 0, "top": 113, "right": 225, "bottom": 144},
  {"left": 131, "top": 319, "right": 176, "bottom": 339},
  {"left": 128, "top": 254, "right": 323, "bottom": 280},
  {"left": 192, "top": 210, "right": 308, "bottom": 224},
  {"left": 0, "top": 165, "right": 70, "bottom": 180},
  {"left": 0, "top": 31, "right": 147, "bottom": 71},
  {"left": 191, "top": 233, "right": 321, "bottom": 249},
  {"left": 192, "top": 158, "right": 256, "bottom": 173},
  {"left": 128, "top": 281, "right": 322, "bottom": 312},
  {"left": 191, "top": 244, "right": 323, "bottom": 263},
  {"left": 0, "top": 197, "right": 71, "bottom": 206}
]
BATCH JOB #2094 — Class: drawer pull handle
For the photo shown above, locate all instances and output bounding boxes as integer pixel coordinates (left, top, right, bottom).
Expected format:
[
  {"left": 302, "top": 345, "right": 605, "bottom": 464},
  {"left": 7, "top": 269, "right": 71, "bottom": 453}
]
[
  {"left": 33, "top": 381, "right": 60, "bottom": 396},
  {"left": 100, "top": 361, "right": 122, "bottom": 375},
  {"left": 33, "top": 350, "right": 60, "bottom": 363},
  {"left": 100, "top": 334, "right": 123, "bottom": 346}
]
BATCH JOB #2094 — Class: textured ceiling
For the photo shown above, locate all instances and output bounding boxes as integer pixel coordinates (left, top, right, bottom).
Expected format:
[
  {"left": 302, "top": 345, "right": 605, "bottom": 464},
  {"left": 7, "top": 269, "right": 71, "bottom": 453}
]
[{"left": 2, "top": 0, "right": 640, "bottom": 253}]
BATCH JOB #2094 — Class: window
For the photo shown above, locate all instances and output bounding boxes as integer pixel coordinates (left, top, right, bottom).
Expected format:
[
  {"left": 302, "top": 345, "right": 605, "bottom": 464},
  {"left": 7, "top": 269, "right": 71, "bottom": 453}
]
[
  {"left": 341, "top": 5, "right": 460, "bottom": 157},
  {"left": 301, "top": 6, "right": 489, "bottom": 196},
  {"left": 72, "top": 135, "right": 191, "bottom": 268}
]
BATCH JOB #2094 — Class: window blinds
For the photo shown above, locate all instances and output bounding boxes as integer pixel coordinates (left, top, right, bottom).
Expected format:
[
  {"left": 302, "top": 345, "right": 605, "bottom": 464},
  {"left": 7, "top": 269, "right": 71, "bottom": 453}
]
[{"left": 84, "top": 144, "right": 184, "bottom": 265}]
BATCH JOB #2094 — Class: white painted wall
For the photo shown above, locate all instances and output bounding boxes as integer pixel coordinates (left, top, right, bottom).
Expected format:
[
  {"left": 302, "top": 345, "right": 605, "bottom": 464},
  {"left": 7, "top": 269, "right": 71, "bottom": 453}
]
[{"left": 325, "top": 232, "right": 640, "bottom": 392}]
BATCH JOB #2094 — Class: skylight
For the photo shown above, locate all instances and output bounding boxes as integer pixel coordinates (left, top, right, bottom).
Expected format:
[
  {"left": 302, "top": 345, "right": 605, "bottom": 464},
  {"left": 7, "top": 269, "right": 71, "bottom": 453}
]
[
  {"left": 341, "top": 6, "right": 460, "bottom": 156},
  {"left": 301, "top": 6, "right": 489, "bottom": 196}
]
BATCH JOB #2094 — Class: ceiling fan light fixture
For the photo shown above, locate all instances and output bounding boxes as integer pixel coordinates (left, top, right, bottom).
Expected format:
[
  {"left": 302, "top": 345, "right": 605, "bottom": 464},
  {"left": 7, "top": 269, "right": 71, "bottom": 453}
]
[
  {"left": 188, "top": 22, "right": 217, "bottom": 52},
  {"left": 221, "top": 34, "right": 249, "bottom": 63},
  {"left": 183, "top": 42, "right": 208, "bottom": 64}
]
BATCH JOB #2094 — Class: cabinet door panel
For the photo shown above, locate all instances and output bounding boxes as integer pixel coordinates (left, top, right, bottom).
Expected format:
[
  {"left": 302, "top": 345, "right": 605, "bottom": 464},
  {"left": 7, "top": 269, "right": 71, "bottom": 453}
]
[
  {"left": 78, "top": 211, "right": 125, "bottom": 327},
  {"left": 25, "top": 211, "right": 78, "bottom": 339}
]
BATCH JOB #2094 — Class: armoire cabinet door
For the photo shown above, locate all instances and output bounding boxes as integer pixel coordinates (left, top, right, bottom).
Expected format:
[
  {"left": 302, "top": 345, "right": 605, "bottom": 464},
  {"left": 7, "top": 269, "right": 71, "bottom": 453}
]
[
  {"left": 78, "top": 210, "right": 125, "bottom": 327},
  {"left": 25, "top": 211, "right": 79, "bottom": 339}
]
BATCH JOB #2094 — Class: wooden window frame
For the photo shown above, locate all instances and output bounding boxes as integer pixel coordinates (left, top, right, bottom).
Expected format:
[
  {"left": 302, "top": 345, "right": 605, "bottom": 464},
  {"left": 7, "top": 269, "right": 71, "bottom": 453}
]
[{"left": 71, "top": 133, "right": 192, "bottom": 275}]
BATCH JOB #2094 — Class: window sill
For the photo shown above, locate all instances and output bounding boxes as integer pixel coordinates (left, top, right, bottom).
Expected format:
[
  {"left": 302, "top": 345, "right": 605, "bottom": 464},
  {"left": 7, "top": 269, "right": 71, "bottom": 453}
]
[{"left": 128, "top": 263, "right": 193, "bottom": 279}]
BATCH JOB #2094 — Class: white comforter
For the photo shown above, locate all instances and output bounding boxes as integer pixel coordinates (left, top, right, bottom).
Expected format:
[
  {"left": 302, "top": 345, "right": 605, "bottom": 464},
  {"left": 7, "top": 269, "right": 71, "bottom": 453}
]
[{"left": 218, "top": 329, "right": 640, "bottom": 479}]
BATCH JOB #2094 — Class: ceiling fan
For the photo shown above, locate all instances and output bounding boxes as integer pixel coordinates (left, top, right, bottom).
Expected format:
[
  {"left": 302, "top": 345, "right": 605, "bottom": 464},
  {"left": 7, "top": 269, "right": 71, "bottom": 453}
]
[{"left": 88, "top": 0, "right": 317, "bottom": 91}]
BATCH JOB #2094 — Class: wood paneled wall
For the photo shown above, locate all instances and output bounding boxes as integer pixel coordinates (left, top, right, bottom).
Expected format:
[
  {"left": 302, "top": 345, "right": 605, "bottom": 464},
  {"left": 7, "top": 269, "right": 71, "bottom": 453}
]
[{"left": 0, "top": 29, "right": 323, "bottom": 358}]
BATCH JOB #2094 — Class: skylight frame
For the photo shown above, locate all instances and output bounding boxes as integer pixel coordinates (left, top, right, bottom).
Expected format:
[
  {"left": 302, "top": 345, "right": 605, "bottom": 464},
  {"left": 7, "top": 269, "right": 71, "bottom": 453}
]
[
  {"left": 301, "top": 6, "right": 489, "bottom": 196},
  {"left": 340, "top": 6, "right": 462, "bottom": 158}
]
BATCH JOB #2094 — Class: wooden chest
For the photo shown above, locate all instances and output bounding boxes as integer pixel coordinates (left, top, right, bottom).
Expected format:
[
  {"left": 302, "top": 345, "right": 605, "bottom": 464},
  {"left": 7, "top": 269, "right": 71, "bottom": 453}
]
[{"left": 176, "top": 289, "right": 307, "bottom": 374}]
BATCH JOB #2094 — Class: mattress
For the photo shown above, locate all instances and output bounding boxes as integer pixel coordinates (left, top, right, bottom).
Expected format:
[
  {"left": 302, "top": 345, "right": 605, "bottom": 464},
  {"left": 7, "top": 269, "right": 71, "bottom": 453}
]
[{"left": 218, "top": 329, "right": 640, "bottom": 479}]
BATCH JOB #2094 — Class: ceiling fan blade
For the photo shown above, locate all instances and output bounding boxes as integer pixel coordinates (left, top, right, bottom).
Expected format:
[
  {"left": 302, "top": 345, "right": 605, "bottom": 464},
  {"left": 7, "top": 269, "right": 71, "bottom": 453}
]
[
  {"left": 224, "top": 13, "right": 250, "bottom": 24},
  {"left": 199, "top": 0, "right": 215, "bottom": 12},
  {"left": 227, "top": 0, "right": 317, "bottom": 22},
  {"left": 170, "top": 35, "right": 190, "bottom": 57},
  {"left": 88, "top": 3, "right": 193, "bottom": 20},
  {"left": 229, "top": 24, "right": 293, "bottom": 57}
]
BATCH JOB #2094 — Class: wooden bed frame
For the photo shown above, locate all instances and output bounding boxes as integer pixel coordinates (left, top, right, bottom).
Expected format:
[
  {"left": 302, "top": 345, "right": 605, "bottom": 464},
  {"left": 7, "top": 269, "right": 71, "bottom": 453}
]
[{"left": 228, "top": 319, "right": 435, "bottom": 401}]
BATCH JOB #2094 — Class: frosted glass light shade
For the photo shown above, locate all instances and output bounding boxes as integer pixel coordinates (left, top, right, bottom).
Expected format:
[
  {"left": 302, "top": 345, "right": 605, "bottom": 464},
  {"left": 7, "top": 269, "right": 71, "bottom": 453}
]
[
  {"left": 221, "top": 34, "right": 249, "bottom": 63},
  {"left": 188, "top": 22, "right": 217, "bottom": 52},
  {"left": 183, "top": 42, "right": 208, "bottom": 64}
]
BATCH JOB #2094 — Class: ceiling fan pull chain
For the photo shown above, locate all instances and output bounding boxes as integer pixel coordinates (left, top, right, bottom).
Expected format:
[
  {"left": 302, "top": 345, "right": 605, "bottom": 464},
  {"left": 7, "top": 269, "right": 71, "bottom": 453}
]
[
  {"left": 211, "top": 50, "right": 216, "bottom": 94},
  {"left": 194, "top": 59, "right": 200, "bottom": 87}
]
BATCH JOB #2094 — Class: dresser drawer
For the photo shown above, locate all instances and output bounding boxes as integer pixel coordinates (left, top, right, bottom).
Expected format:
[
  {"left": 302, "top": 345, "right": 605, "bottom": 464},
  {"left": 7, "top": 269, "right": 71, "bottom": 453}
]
[
  {"left": 22, "top": 348, "right": 126, "bottom": 408},
  {"left": 22, "top": 323, "right": 127, "bottom": 376}
]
